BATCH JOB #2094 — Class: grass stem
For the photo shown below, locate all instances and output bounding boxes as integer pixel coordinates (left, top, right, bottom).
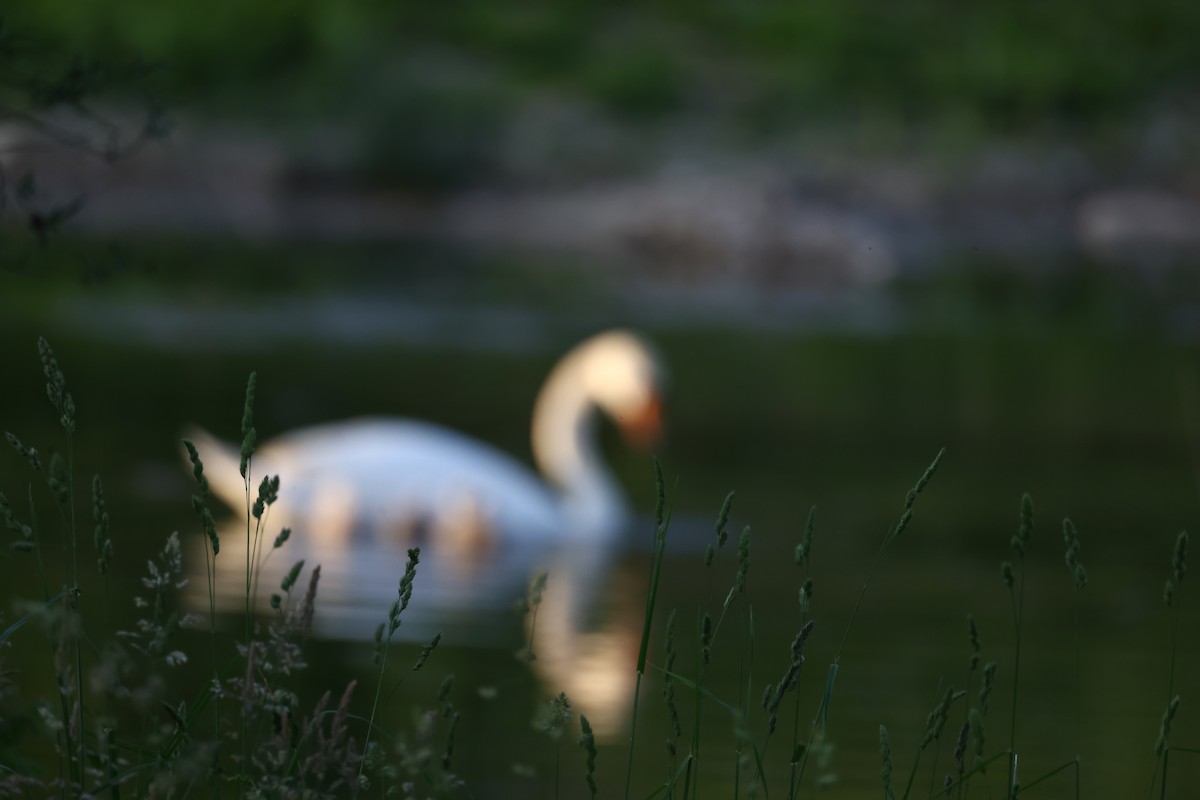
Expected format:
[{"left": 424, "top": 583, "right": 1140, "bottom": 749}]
[{"left": 625, "top": 458, "right": 673, "bottom": 800}]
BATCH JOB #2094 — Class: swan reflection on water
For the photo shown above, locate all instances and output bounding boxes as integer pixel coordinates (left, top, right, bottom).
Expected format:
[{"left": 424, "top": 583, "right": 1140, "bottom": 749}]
[{"left": 185, "top": 330, "right": 664, "bottom": 738}]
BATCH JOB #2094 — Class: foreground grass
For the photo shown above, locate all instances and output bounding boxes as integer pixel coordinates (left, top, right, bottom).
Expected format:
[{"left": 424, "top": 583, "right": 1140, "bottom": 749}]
[{"left": 0, "top": 337, "right": 1196, "bottom": 797}]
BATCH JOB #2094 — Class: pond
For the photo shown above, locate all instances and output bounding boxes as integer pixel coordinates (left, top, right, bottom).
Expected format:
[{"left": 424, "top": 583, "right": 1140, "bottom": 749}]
[{"left": 1, "top": 247, "right": 1198, "bottom": 797}]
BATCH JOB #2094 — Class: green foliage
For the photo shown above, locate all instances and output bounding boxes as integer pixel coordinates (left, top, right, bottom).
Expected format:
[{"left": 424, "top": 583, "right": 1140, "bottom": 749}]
[{"left": 9, "top": 0, "right": 1200, "bottom": 146}]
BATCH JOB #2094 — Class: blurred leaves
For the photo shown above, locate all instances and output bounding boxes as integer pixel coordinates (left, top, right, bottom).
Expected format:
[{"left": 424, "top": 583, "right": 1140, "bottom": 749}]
[{"left": 8, "top": 1, "right": 1200, "bottom": 130}]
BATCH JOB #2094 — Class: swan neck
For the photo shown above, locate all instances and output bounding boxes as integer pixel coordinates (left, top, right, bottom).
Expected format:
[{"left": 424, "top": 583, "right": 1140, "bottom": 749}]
[{"left": 530, "top": 354, "right": 623, "bottom": 529}]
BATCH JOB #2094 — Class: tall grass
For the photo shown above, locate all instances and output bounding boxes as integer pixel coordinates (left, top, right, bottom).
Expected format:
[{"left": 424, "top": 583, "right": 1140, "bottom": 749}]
[
  {"left": 1, "top": 338, "right": 1197, "bottom": 798},
  {"left": 0, "top": 339, "right": 457, "bottom": 798},
  {"left": 1150, "top": 530, "right": 1190, "bottom": 798},
  {"left": 623, "top": 457, "right": 673, "bottom": 799}
]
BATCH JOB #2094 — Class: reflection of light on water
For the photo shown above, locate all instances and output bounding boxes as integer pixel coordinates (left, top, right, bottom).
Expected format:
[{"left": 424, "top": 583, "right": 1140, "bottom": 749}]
[
  {"left": 528, "top": 560, "right": 641, "bottom": 738},
  {"left": 186, "top": 519, "right": 642, "bottom": 739}
]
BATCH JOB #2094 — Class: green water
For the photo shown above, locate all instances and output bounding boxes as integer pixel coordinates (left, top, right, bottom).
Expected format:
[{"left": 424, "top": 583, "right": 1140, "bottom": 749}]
[{"left": 2, "top": 254, "right": 1199, "bottom": 797}]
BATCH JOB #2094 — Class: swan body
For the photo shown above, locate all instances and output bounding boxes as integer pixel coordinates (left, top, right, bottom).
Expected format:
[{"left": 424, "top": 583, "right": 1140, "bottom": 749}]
[{"left": 187, "top": 330, "right": 663, "bottom": 551}]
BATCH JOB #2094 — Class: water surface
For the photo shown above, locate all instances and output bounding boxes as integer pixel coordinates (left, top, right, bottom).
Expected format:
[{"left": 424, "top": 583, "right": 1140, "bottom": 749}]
[{"left": 2, "top": 260, "right": 1198, "bottom": 797}]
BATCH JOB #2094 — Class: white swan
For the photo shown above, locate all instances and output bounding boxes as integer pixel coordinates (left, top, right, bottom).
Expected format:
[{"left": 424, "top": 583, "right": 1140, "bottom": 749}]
[
  {"left": 186, "top": 330, "right": 664, "bottom": 554},
  {"left": 185, "top": 330, "right": 661, "bottom": 739}
]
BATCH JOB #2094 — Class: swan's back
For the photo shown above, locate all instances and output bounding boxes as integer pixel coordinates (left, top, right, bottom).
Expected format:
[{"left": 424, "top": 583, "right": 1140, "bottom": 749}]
[{"left": 191, "top": 418, "right": 564, "bottom": 545}]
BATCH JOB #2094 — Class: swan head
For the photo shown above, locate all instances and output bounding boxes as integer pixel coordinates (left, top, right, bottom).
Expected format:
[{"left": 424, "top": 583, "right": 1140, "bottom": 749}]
[{"left": 574, "top": 330, "right": 665, "bottom": 447}]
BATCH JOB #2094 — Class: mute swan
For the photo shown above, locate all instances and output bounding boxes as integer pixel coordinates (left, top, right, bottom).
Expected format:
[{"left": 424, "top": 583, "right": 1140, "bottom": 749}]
[
  {"left": 185, "top": 330, "right": 664, "bottom": 552},
  {"left": 186, "top": 330, "right": 661, "bottom": 739}
]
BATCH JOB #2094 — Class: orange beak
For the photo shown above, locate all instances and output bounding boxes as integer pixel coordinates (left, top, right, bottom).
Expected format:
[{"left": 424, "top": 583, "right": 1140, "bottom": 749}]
[{"left": 619, "top": 392, "right": 664, "bottom": 451}]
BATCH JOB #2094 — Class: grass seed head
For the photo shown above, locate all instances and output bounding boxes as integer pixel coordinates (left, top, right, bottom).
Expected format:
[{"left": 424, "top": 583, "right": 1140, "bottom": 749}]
[
  {"left": 736, "top": 525, "right": 751, "bottom": 594},
  {"left": 299, "top": 565, "right": 320, "bottom": 635},
  {"left": 1073, "top": 563, "right": 1088, "bottom": 590},
  {"left": 38, "top": 337, "right": 75, "bottom": 433},
  {"left": 967, "top": 615, "right": 981, "bottom": 671},
  {"left": 953, "top": 720, "right": 969, "bottom": 773},
  {"left": 437, "top": 674, "right": 455, "bottom": 705},
  {"left": 532, "top": 690, "right": 573, "bottom": 743},
  {"left": 0, "top": 492, "right": 32, "bottom": 539},
  {"left": 714, "top": 490, "right": 734, "bottom": 549},
  {"left": 238, "top": 371, "right": 257, "bottom": 478},
  {"left": 198, "top": 504, "right": 219, "bottom": 555},
  {"left": 92, "top": 475, "right": 112, "bottom": 574},
  {"left": 238, "top": 430, "right": 256, "bottom": 480},
  {"left": 442, "top": 710, "right": 460, "bottom": 770},
  {"left": 662, "top": 609, "right": 682, "bottom": 737},
  {"left": 1063, "top": 518, "right": 1079, "bottom": 567},
  {"left": 792, "top": 619, "right": 815, "bottom": 663},
  {"left": 240, "top": 371, "right": 257, "bottom": 435},
  {"left": 1063, "top": 518, "right": 1088, "bottom": 589},
  {"left": 251, "top": 474, "right": 280, "bottom": 519},
  {"left": 281, "top": 559, "right": 306, "bottom": 592},
  {"left": 1155, "top": 695, "right": 1181, "bottom": 755},
  {"left": 6, "top": 432, "right": 43, "bottom": 472},
  {"left": 921, "top": 686, "right": 956, "bottom": 748},
  {"left": 770, "top": 661, "right": 801, "bottom": 716},
  {"left": 391, "top": 546, "right": 422, "bottom": 632},
  {"left": 1012, "top": 492, "right": 1034, "bottom": 557},
  {"left": 910, "top": 447, "right": 945, "bottom": 505},
  {"left": 880, "top": 725, "right": 895, "bottom": 800},
  {"left": 796, "top": 505, "right": 817, "bottom": 567},
  {"left": 663, "top": 608, "right": 677, "bottom": 669},
  {"left": 372, "top": 623, "right": 385, "bottom": 664},
  {"left": 1173, "top": 531, "right": 1188, "bottom": 584},
  {"left": 969, "top": 707, "right": 985, "bottom": 757},
  {"left": 579, "top": 714, "right": 598, "bottom": 798},
  {"left": 48, "top": 453, "right": 69, "bottom": 505},
  {"left": 414, "top": 633, "right": 441, "bottom": 672},
  {"left": 182, "top": 439, "right": 209, "bottom": 496},
  {"left": 979, "top": 662, "right": 998, "bottom": 715}
]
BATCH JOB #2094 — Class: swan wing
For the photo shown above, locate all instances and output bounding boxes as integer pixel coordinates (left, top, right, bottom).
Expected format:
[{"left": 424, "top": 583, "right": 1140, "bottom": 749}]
[{"left": 210, "top": 418, "right": 563, "bottom": 541}]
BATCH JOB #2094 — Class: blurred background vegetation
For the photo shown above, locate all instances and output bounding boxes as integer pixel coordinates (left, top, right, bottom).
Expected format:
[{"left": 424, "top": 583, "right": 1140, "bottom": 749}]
[
  {"left": 8, "top": 0, "right": 1200, "bottom": 187},
  {"left": 11, "top": 1, "right": 1200, "bottom": 123}
]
